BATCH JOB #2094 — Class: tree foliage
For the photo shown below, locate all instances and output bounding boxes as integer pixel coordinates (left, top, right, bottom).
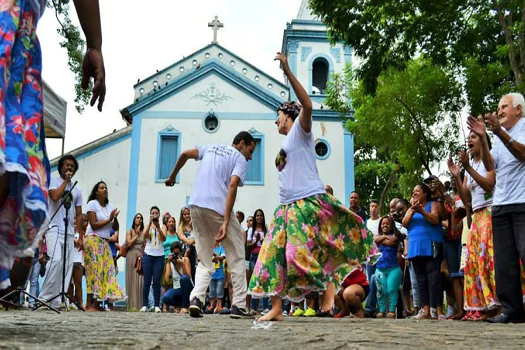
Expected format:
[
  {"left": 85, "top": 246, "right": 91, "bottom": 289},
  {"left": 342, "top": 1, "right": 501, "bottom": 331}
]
[
  {"left": 326, "top": 59, "right": 464, "bottom": 211},
  {"left": 309, "top": 0, "right": 524, "bottom": 113},
  {"left": 49, "top": 0, "right": 91, "bottom": 113}
]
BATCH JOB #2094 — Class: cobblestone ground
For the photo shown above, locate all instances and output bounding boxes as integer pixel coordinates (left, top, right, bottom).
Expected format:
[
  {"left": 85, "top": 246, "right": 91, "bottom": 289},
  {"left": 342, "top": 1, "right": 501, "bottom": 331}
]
[{"left": 1, "top": 310, "right": 525, "bottom": 349}]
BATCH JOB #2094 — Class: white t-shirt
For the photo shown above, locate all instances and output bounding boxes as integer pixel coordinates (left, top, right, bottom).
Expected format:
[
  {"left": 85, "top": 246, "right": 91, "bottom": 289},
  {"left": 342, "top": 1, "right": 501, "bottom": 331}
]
[
  {"left": 85, "top": 200, "right": 115, "bottom": 240},
  {"left": 189, "top": 144, "right": 247, "bottom": 216},
  {"left": 491, "top": 117, "right": 525, "bottom": 206},
  {"left": 465, "top": 160, "right": 493, "bottom": 211},
  {"left": 48, "top": 177, "right": 83, "bottom": 236},
  {"left": 170, "top": 262, "right": 183, "bottom": 289},
  {"left": 367, "top": 218, "right": 380, "bottom": 236},
  {"left": 144, "top": 226, "right": 164, "bottom": 257},
  {"left": 276, "top": 120, "right": 325, "bottom": 204}
]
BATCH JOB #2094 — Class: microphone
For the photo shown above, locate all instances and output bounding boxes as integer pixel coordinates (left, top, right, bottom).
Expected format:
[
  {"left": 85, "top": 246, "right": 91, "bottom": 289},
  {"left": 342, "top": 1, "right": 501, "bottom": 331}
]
[{"left": 63, "top": 181, "right": 78, "bottom": 209}]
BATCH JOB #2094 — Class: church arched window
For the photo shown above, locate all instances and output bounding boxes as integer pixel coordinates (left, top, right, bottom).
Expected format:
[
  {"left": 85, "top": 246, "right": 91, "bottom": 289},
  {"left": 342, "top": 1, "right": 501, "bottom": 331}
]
[{"left": 312, "top": 58, "right": 329, "bottom": 95}]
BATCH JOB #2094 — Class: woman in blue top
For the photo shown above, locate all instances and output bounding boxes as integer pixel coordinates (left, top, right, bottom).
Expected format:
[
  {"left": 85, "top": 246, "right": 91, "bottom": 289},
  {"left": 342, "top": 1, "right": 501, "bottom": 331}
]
[
  {"left": 375, "top": 216, "right": 405, "bottom": 319},
  {"left": 403, "top": 183, "right": 444, "bottom": 320}
]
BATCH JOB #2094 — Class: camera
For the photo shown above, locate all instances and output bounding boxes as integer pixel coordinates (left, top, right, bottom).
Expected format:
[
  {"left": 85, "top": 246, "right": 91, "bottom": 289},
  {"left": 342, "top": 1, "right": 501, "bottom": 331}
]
[{"left": 391, "top": 211, "right": 401, "bottom": 219}]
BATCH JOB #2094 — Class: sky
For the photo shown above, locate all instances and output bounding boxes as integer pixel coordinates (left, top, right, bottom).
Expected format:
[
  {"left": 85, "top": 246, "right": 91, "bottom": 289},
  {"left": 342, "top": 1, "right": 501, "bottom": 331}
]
[{"left": 38, "top": 0, "right": 303, "bottom": 160}]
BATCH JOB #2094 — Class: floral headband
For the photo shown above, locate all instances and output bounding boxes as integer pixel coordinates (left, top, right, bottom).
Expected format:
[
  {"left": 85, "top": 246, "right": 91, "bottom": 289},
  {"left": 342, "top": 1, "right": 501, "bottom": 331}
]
[{"left": 277, "top": 101, "right": 302, "bottom": 120}]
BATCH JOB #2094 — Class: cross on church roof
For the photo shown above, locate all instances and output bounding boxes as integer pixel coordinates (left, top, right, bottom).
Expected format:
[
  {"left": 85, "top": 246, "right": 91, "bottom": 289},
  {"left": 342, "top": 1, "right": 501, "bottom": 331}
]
[{"left": 208, "top": 16, "right": 224, "bottom": 44}]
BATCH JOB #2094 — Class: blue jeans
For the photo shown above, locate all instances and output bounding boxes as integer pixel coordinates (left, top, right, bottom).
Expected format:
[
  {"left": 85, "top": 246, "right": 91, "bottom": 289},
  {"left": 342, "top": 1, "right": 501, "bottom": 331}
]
[
  {"left": 142, "top": 254, "right": 164, "bottom": 307},
  {"left": 162, "top": 275, "right": 193, "bottom": 308},
  {"left": 209, "top": 278, "right": 224, "bottom": 299},
  {"left": 444, "top": 239, "right": 463, "bottom": 278},
  {"left": 365, "top": 264, "right": 377, "bottom": 313}
]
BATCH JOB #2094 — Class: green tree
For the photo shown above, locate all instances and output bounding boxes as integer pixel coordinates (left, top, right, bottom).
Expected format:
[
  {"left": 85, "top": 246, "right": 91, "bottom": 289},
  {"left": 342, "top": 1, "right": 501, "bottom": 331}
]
[
  {"left": 326, "top": 59, "right": 464, "bottom": 211},
  {"left": 50, "top": 0, "right": 91, "bottom": 113},
  {"left": 309, "top": 0, "right": 522, "bottom": 112}
]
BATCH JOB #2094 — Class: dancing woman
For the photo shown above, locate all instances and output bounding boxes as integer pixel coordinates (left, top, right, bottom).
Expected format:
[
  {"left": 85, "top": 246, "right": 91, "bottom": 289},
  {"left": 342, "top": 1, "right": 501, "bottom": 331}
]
[{"left": 248, "top": 53, "right": 374, "bottom": 321}]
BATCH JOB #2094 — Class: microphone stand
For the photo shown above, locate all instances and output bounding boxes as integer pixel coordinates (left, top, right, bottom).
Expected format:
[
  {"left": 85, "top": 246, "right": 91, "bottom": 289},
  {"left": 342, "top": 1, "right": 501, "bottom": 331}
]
[{"left": 33, "top": 180, "right": 85, "bottom": 312}]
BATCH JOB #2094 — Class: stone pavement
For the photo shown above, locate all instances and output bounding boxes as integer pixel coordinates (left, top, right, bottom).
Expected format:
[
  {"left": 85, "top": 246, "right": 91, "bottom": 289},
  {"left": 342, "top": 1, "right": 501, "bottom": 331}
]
[{"left": 1, "top": 310, "right": 525, "bottom": 349}]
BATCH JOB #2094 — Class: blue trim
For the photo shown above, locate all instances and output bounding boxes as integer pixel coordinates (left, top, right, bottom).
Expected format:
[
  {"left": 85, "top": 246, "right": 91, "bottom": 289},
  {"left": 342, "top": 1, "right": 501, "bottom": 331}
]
[
  {"left": 245, "top": 129, "right": 265, "bottom": 186},
  {"left": 126, "top": 60, "right": 286, "bottom": 116},
  {"left": 126, "top": 114, "right": 143, "bottom": 230},
  {"left": 315, "top": 138, "right": 331, "bottom": 160},
  {"left": 308, "top": 53, "right": 334, "bottom": 95},
  {"left": 290, "top": 19, "right": 325, "bottom": 26},
  {"left": 202, "top": 111, "right": 221, "bottom": 133},
  {"left": 301, "top": 46, "right": 312, "bottom": 62},
  {"left": 284, "top": 30, "right": 330, "bottom": 42},
  {"left": 343, "top": 131, "right": 355, "bottom": 207},
  {"left": 50, "top": 133, "right": 131, "bottom": 174},
  {"left": 155, "top": 127, "right": 182, "bottom": 183}
]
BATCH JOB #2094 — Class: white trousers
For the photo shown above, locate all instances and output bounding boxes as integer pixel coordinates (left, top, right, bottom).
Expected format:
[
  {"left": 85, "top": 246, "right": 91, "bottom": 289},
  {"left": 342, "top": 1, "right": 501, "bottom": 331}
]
[
  {"left": 38, "top": 231, "right": 74, "bottom": 307},
  {"left": 189, "top": 206, "right": 247, "bottom": 308}
]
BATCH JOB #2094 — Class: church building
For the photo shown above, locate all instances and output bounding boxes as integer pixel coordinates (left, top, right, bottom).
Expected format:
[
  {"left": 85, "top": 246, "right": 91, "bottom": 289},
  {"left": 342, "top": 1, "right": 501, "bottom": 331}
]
[{"left": 50, "top": 0, "right": 355, "bottom": 237}]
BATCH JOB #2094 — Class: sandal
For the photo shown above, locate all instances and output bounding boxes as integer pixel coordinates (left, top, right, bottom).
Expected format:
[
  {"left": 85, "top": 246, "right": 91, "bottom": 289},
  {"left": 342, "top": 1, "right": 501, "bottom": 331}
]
[
  {"left": 386, "top": 313, "right": 395, "bottom": 319},
  {"left": 376, "top": 312, "right": 385, "bottom": 318},
  {"left": 438, "top": 314, "right": 446, "bottom": 321},
  {"left": 334, "top": 310, "right": 350, "bottom": 319},
  {"left": 315, "top": 309, "right": 333, "bottom": 317},
  {"left": 471, "top": 310, "right": 484, "bottom": 321},
  {"left": 461, "top": 311, "right": 474, "bottom": 321}
]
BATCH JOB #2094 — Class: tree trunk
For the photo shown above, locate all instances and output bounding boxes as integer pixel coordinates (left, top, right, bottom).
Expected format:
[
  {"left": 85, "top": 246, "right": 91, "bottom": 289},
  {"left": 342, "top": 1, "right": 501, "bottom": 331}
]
[{"left": 379, "top": 168, "right": 397, "bottom": 215}]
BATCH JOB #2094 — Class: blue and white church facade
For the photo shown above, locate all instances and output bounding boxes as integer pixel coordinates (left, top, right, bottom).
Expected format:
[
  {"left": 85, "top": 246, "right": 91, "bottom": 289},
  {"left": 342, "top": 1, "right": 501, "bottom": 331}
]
[{"left": 50, "top": 1, "right": 355, "bottom": 240}]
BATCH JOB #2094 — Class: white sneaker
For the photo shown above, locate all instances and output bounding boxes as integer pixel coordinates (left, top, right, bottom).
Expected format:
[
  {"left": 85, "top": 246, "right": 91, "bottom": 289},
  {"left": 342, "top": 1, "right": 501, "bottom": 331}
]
[
  {"left": 154, "top": 306, "right": 162, "bottom": 313},
  {"left": 139, "top": 306, "right": 148, "bottom": 312},
  {"left": 430, "top": 307, "right": 438, "bottom": 319}
]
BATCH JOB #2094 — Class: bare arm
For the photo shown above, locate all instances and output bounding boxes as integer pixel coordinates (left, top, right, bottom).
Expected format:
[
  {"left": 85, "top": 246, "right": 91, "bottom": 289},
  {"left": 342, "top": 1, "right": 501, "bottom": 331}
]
[
  {"left": 164, "top": 261, "right": 172, "bottom": 283},
  {"left": 49, "top": 179, "right": 69, "bottom": 202},
  {"left": 87, "top": 211, "right": 113, "bottom": 231},
  {"left": 158, "top": 224, "right": 167, "bottom": 242},
  {"left": 75, "top": 206, "right": 84, "bottom": 249},
  {"left": 277, "top": 53, "right": 313, "bottom": 133},
  {"left": 402, "top": 209, "right": 415, "bottom": 228},
  {"left": 216, "top": 176, "right": 241, "bottom": 241},
  {"left": 165, "top": 149, "right": 200, "bottom": 186},
  {"left": 176, "top": 229, "right": 191, "bottom": 245},
  {"left": 493, "top": 128, "right": 525, "bottom": 162},
  {"left": 109, "top": 230, "right": 119, "bottom": 243},
  {"left": 420, "top": 202, "right": 441, "bottom": 226},
  {"left": 73, "top": 0, "right": 102, "bottom": 50}
]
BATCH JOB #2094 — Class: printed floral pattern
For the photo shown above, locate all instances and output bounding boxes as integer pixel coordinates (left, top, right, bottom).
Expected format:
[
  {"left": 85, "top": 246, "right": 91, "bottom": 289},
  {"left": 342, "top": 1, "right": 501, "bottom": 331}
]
[
  {"left": 84, "top": 235, "right": 127, "bottom": 302},
  {"left": 464, "top": 207, "right": 499, "bottom": 310},
  {"left": 0, "top": 0, "right": 50, "bottom": 268},
  {"left": 249, "top": 193, "right": 374, "bottom": 301}
]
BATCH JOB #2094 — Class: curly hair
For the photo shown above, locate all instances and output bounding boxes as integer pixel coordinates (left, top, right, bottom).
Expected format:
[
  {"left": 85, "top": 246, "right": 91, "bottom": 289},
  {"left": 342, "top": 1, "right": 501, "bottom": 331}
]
[{"left": 277, "top": 101, "right": 301, "bottom": 120}]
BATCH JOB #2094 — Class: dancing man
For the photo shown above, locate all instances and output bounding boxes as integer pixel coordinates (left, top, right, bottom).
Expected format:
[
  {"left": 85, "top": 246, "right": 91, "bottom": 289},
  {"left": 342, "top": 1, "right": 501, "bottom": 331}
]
[
  {"left": 248, "top": 53, "right": 374, "bottom": 321},
  {"left": 38, "top": 155, "right": 84, "bottom": 310},
  {"left": 165, "top": 132, "right": 256, "bottom": 319}
]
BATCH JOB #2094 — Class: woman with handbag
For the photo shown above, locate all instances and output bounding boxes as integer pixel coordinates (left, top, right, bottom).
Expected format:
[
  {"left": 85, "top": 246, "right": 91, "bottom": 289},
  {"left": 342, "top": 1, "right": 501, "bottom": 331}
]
[
  {"left": 125, "top": 213, "right": 145, "bottom": 311},
  {"left": 84, "top": 181, "right": 127, "bottom": 311},
  {"left": 403, "top": 183, "right": 445, "bottom": 320}
]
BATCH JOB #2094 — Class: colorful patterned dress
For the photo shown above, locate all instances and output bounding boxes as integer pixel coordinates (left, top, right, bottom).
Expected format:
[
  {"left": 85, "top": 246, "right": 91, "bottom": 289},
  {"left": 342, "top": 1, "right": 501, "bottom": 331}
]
[
  {"left": 248, "top": 120, "right": 374, "bottom": 301},
  {"left": 0, "top": 0, "right": 50, "bottom": 269}
]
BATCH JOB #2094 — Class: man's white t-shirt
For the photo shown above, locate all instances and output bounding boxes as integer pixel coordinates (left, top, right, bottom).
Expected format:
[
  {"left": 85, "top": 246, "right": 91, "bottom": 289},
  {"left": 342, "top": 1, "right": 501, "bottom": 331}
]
[
  {"left": 367, "top": 217, "right": 380, "bottom": 236},
  {"left": 48, "top": 177, "right": 83, "bottom": 236},
  {"left": 85, "top": 200, "right": 115, "bottom": 240},
  {"left": 276, "top": 120, "right": 325, "bottom": 204},
  {"left": 491, "top": 117, "right": 525, "bottom": 206},
  {"left": 189, "top": 144, "right": 247, "bottom": 216}
]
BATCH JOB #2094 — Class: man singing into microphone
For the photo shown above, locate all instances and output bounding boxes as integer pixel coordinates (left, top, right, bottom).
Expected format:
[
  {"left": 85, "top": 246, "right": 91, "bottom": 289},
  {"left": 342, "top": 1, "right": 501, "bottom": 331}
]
[{"left": 38, "top": 155, "right": 83, "bottom": 310}]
